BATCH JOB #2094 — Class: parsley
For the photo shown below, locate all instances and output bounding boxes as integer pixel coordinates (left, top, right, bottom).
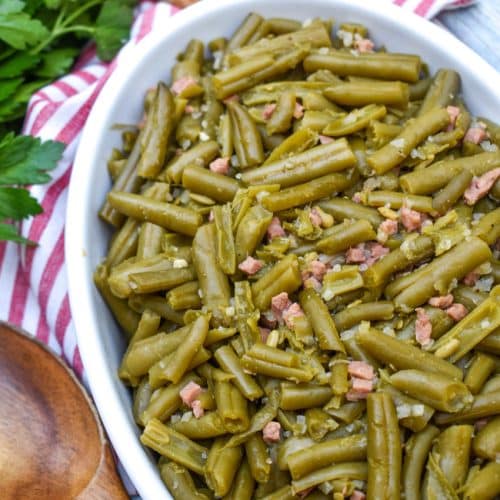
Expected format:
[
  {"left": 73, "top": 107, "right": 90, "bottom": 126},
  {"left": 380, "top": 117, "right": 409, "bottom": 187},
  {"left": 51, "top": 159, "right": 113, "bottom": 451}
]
[{"left": 0, "top": 0, "right": 136, "bottom": 244}]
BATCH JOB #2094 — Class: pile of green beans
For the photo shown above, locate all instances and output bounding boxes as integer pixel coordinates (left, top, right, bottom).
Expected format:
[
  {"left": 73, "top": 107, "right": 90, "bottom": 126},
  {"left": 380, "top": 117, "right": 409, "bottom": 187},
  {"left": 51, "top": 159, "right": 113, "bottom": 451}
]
[{"left": 95, "top": 12, "right": 500, "bottom": 500}]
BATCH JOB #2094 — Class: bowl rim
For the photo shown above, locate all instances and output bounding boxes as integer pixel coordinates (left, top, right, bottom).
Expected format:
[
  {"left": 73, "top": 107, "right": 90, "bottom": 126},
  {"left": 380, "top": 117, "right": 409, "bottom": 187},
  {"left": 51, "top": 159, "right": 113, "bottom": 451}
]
[{"left": 65, "top": 1, "right": 500, "bottom": 498}]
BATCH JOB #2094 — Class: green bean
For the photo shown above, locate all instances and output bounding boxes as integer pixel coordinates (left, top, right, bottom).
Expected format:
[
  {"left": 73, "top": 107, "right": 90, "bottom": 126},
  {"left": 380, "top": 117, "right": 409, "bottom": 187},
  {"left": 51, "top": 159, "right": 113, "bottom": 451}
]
[
  {"left": 472, "top": 207, "right": 500, "bottom": 245},
  {"left": 481, "top": 375, "right": 500, "bottom": 394},
  {"left": 326, "top": 401, "right": 366, "bottom": 424},
  {"left": 452, "top": 285, "right": 488, "bottom": 311},
  {"left": 421, "top": 452, "right": 457, "bottom": 500},
  {"left": 319, "top": 198, "right": 383, "bottom": 228},
  {"left": 137, "top": 222, "right": 165, "bottom": 260},
  {"left": 334, "top": 301, "right": 394, "bottom": 331},
  {"left": 223, "top": 458, "right": 254, "bottom": 500},
  {"left": 434, "top": 390, "right": 500, "bottom": 424},
  {"left": 288, "top": 434, "right": 367, "bottom": 480},
  {"left": 402, "top": 425, "right": 440, "bottom": 500},
  {"left": 107, "top": 218, "right": 140, "bottom": 269},
  {"left": 245, "top": 433, "right": 271, "bottom": 483},
  {"left": 214, "top": 345, "right": 263, "bottom": 400},
  {"left": 205, "top": 437, "right": 243, "bottom": 497},
  {"left": 477, "top": 327, "right": 500, "bottom": 355},
  {"left": 141, "top": 418, "right": 208, "bottom": 475},
  {"left": 170, "top": 411, "right": 228, "bottom": 439},
  {"left": 266, "top": 17, "right": 302, "bottom": 34},
  {"left": 241, "top": 354, "right": 314, "bottom": 382},
  {"left": 280, "top": 382, "right": 333, "bottom": 411},
  {"left": 409, "top": 77, "right": 432, "bottom": 100},
  {"left": 432, "top": 168, "right": 473, "bottom": 214},
  {"left": 316, "top": 219, "right": 376, "bottom": 254},
  {"left": 367, "top": 107, "right": 450, "bottom": 174},
  {"left": 133, "top": 378, "right": 152, "bottom": 424},
  {"left": 137, "top": 83, "right": 175, "bottom": 178},
  {"left": 267, "top": 91, "right": 296, "bottom": 135},
  {"left": 305, "top": 407, "right": 339, "bottom": 441},
  {"left": 251, "top": 254, "right": 302, "bottom": 311},
  {"left": 227, "top": 13, "right": 264, "bottom": 51},
  {"left": 464, "top": 353, "right": 496, "bottom": 394},
  {"left": 235, "top": 204, "right": 273, "bottom": 264},
  {"left": 214, "top": 379, "right": 250, "bottom": 433},
  {"left": 356, "top": 327, "right": 463, "bottom": 380},
  {"left": 264, "top": 128, "right": 318, "bottom": 165},
  {"left": 159, "top": 460, "right": 210, "bottom": 500},
  {"left": 128, "top": 294, "right": 185, "bottom": 324},
  {"left": 262, "top": 171, "right": 358, "bottom": 212},
  {"left": 302, "top": 91, "right": 343, "bottom": 112},
  {"left": 462, "top": 462, "right": 500, "bottom": 500},
  {"left": 247, "top": 343, "right": 300, "bottom": 368},
  {"left": 212, "top": 204, "right": 236, "bottom": 275},
  {"left": 242, "top": 81, "right": 331, "bottom": 106},
  {"left": 242, "top": 138, "right": 356, "bottom": 187},
  {"left": 400, "top": 151, "right": 500, "bottom": 195},
  {"left": 473, "top": 416, "right": 500, "bottom": 460},
  {"left": 325, "top": 82, "right": 409, "bottom": 108},
  {"left": 259, "top": 485, "right": 295, "bottom": 500},
  {"left": 418, "top": 69, "right": 460, "bottom": 116},
  {"left": 364, "top": 190, "right": 434, "bottom": 212},
  {"left": 323, "top": 104, "right": 387, "bottom": 137},
  {"left": 304, "top": 49, "right": 421, "bottom": 82},
  {"left": 182, "top": 164, "right": 239, "bottom": 203},
  {"left": 366, "top": 392, "right": 401, "bottom": 500},
  {"left": 166, "top": 281, "right": 201, "bottom": 310},
  {"left": 129, "top": 267, "right": 196, "bottom": 295}
]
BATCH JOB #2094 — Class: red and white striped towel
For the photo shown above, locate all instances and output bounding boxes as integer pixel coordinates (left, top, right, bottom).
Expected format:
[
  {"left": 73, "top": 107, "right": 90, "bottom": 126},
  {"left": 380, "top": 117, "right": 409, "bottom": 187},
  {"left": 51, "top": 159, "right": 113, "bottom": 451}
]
[{"left": 0, "top": 0, "right": 474, "bottom": 494}]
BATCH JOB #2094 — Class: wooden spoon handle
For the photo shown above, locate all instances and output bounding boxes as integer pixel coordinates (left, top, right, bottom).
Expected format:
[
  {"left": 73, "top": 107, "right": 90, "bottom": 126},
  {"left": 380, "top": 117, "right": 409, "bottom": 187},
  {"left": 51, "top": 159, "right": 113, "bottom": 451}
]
[{"left": 76, "top": 443, "right": 128, "bottom": 500}]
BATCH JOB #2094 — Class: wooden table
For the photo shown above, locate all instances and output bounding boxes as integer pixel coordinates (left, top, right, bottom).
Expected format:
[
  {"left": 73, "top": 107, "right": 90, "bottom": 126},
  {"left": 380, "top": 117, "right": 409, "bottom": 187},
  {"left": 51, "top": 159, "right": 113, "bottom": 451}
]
[{"left": 437, "top": 0, "right": 500, "bottom": 70}]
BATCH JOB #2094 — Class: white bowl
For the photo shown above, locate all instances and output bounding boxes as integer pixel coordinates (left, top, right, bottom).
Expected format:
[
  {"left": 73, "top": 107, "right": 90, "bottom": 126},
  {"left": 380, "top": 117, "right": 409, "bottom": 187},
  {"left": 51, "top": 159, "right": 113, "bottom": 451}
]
[{"left": 66, "top": 1, "right": 500, "bottom": 498}]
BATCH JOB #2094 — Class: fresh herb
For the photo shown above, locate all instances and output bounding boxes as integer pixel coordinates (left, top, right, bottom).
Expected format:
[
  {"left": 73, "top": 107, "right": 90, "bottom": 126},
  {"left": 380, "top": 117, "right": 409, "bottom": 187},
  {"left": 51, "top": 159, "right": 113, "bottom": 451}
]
[{"left": 0, "top": 0, "right": 135, "bottom": 244}]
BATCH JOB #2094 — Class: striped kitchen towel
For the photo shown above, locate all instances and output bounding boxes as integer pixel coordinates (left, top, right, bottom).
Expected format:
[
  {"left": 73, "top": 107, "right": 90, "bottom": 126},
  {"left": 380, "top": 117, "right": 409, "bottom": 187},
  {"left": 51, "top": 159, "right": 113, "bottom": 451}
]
[{"left": 0, "top": 0, "right": 475, "bottom": 494}]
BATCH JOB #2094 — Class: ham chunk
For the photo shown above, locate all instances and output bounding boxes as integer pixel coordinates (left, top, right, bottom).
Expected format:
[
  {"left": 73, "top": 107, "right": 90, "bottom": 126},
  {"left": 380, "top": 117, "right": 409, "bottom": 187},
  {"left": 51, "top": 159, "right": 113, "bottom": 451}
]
[
  {"left": 309, "top": 259, "right": 327, "bottom": 280},
  {"left": 428, "top": 294, "right": 454, "bottom": 309},
  {"left": 346, "top": 246, "right": 366, "bottom": 263},
  {"left": 293, "top": 102, "right": 304, "bottom": 119},
  {"left": 415, "top": 307, "right": 432, "bottom": 347},
  {"left": 464, "top": 168, "right": 500, "bottom": 205},
  {"left": 263, "top": 103, "right": 277, "bottom": 119},
  {"left": 209, "top": 157, "right": 230, "bottom": 175},
  {"left": 282, "top": 302, "right": 305, "bottom": 329},
  {"left": 346, "top": 377, "right": 373, "bottom": 401},
  {"left": 267, "top": 216, "right": 286, "bottom": 239},
  {"left": 348, "top": 361, "right": 374, "bottom": 380},
  {"left": 377, "top": 219, "right": 398, "bottom": 243},
  {"left": 346, "top": 243, "right": 389, "bottom": 267},
  {"left": 263, "top": 421, "right": 281, "bottom": 443},
  {"left": 354, "top": 38, "right": 374, "bottom": 52},
  {"left": 401, "top": 206, "right": 423, "bottom": 232},
  {"left": 180, "top": 381, "right": 203, "bottom": 406},
  {"left": 446, "top": 105, "right": 460, "bottom": 130},
  {"left": 309, "top": 208, "right": 323, "bottom": 227},
  {"left": 184, "top": 104, "right": 195, "bottom": 114},
  {"left": 259, "top": 327, "right": 271, "bottom": 343},
  {"left": 238, "top": 256, "right": 263, "bottom": 275},
  {"left": 303, "top": 276, "right": 322, "bottom": 291},
  {"left": 446, "top": 303, "right": 468, "bottom": 321},
  {"left": 350, "top": 490, "right": 367, "bottom": 500},
  {"left": 463, "top": 271, "right": 479, "bottom": 286},
  {"left": 271, "top": 292, "right": 292, "bottom": 322},
  {"left": 464, "top": 126, "right": 488, "bottom": 144},
  {"left": 319, "top": 134, "right": 334, "bottom": 144},
  {"left": 171, "top": 76, "right": 198, "bottom": 95},
  {"left": 191, "top": 400, "right": 204, "bottom": 418}
]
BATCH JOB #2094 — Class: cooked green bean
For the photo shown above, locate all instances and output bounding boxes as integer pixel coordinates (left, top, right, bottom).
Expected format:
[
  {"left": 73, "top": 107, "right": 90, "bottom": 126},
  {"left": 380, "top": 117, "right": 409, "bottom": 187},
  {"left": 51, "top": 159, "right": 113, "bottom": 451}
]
[
  {"left": 323, "top": 104, "right": 387, "bottom": 137},
  {"left": 462, "top": 461, "right": 500, "bottom": 500},
  {"left": 473, "top": 416, "right": 500, "bottom": 460},
  {"left": 325, "top": 82, "right": 409, "bottom": 108},
  {"left": 334, "top": 301, "right": 394, "bottom": 331},
  {"left": 205, "top": 437, "right": 243, "bottom": 497},
  {"left": 159, "top": 460, "right": 210, "bottom": 500},
  {"left": 418, "top": 69, "right": 460, "bottom": 116},
  {"left": 166, "top": 280, "right": 201, "bottom": 310},
  {"left": 432, "top": 168, "right": 473, "bottom": 214},
  {"left": 214, "top": 379, "right": 250, "bottom": 433},
  {"left": 280, "top": 382, "right": 333, "bottom": 411},
  {"left": 434, "top": 390, "right": 500, "bottom": 424},
  {"left": 182, "top": 164, "right": 239, "bottom": 203},
  {"left": 245, "top": 433, "right": 271, "bottom": 483},
  {"left": 223, "top": 459, "right": 255, "bottom": 500},
  {"left": 464, "top": 353, "right": 496, "bottom": 394},
  {"left": 319, "top": 197, "right": 383, "bottom": 228}
]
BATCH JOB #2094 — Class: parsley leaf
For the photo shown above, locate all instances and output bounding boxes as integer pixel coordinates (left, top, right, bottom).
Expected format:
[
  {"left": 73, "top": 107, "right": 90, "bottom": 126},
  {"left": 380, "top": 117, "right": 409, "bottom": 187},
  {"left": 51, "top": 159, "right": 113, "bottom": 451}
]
[
  {"left": 0, "top": 53, "right": 40, "bottom": 78},
  {"left": 0, "top": 222, "right": 34, "bottom": 244},
  {"left": 0, "top": 133, "right": 65, "bottom": 185},
  {"left": 0, "top": 78, "right": 24, "bottom": 101},
  {"left": 0, "top": 186, "right": 43, "bottom": 220},
  {"left": 35, "top": 47, "right": 79, "bottom": 78},
  {"left": 94, "top": 0, "right": 134, "bottom": 61}
]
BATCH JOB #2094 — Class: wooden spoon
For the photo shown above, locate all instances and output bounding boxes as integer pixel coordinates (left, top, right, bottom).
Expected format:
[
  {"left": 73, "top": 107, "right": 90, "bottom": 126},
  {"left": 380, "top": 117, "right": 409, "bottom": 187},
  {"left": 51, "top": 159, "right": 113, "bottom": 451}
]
[{"left": 0, "top": 322, "right": 128, "bottom": 499}]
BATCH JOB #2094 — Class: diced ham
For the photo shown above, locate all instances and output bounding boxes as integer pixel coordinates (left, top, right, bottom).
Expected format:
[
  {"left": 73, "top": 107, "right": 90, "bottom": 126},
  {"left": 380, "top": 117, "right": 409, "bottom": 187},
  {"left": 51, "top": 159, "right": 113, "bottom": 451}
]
[
  {"left": 346, "top": 377, "right": 373, "bottom": 401},
  {"left": 309, "top": 208, "right": 323, "bottom": 227},
  {"left": 446, "top": 105, "right": 460, "bottom": 130},
  {"left": 261, "top": 310, "right": 278, "bottom": 329},
  {"left": 238, "top": 256, "right": 263, "bottom": 275},
  {"left": 428, "top": 294, "right": 454, "bottom": 309},
  {"left": 464, "top": 126, "right": 488, "bottom": 144},
  {"left": 223, "top": 94, "right": 239, "bottom": 104},
  {"left": 180, "top": 381, "right": 203, "bottom": 406},
  {"left": 184, "top": 104, "right": 195, "bottom": 114},
  {"left": 267, "top": 216, "right": 286, "bottom": 239},
  {"left": 463, "top": 168, "right": 500, "bottom": 205},
  {"left": 446, "top": 303, "right": 468, "bottom": 321},
  {"left": 401, "top": 206, "right": 423, "bottom": 232},
  {"left": 346, "top": 246, "right": 366, "bottom": 263},
  {"left": 319, "top": 134, "right": 334, "bottom": 144},
  {"left": 271, "top": 292, "right": 292, "bottom": 322},
  {"left": 263, "top": 103, "right": 277, "bottom": 119},
  {"left": 209, "top": 157, "right": 230, "bottom": 175},
  {"left": 293, "top": 102, "right": 304, "bottom": 119},
  {"left": 352, "top": 192, "right": 362, "bottom": 203},
  {"left": 208, "top": 210, "right": 214, "bottom": 222},
  {"left": 463, "top": 271, "right": 479, "bottom": 286},
  {"left": 259, "top": 327, "right": 271, "bottom": 343},
  {"left": 415, "top": 307, "right": 432, "bottom": 347},
  {"left": 367, "top": 243, "right": 389, "bottom": 263},
  {"left": 282, "top": 302, "right": 305, "bottom": 329},
  {"left": 310, "top": 260, "right": 327, "bottom": 280},
  {"left": 378, "top": 219, "right": 398, "bottom": 243},
  {"left": 303, "top": 276, "right": 322, "bottom": 291},
  {"left": 191, "top": 400, "right": 204, "bottom": 418},
  {"left": 263, "top": 421, "right": 281, "bottom": 443},
  {"left": 354, "top": 38, "right": 374, "bottom": 52},
  {"left": 350, "top": 490, "right": 367, "bottom": 500},
  {"left": 348, "top": 361, "right": 374, "bottom": 380},
  {"left": 171, "top": 76, "right": 198, "bottom": 95}
]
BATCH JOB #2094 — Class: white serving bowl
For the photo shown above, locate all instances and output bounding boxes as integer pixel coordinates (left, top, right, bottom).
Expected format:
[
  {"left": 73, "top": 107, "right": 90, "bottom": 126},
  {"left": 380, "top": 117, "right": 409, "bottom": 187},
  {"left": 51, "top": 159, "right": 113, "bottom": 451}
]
[{"left": 66, "top": 1, "right": 500, "bottom": 498}]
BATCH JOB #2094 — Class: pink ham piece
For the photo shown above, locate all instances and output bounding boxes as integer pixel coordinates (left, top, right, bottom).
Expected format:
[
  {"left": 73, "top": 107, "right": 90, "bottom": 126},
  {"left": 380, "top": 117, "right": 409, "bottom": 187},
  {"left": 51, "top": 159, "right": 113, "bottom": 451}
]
[
  {"left": 378, "top": 219, "right": 398, "bottom": 242},
  {"left": 352, "top": 192, "right": 362, "bottom": 204},
  {"left": 346, "top": 246, "right": 366, "bottom": 263},
  {"left": 446, "top": 105, "right": 460, "bottom": 130},
  {"left": 319, "top": 134, "right": 334, "bottom": 144},
  {"left": 180, "top": 381, "right": 203, "bottom": 406},
  {"left": 348, "top": 361, "right": 374, "bottom": 381},
  {"left": 303, "top": 276, "right": 322, "bottom": 291},
  {"left": 367, "top": 243, "right": 389, "bottom": 264},
  {"left": 463, "top": 168, "right": 500, "bottom": 205},
  {"left": 209, "top": 157, "right": 230, "bottom": 175},
  {"left": 350, "top": 490, "right": 367, "bottom": 500},
  {"left": 271, "top": 292, "right": 292, "bottom": 322},
  {"left": 428, "top": 294, "right": 454, "bottom": 309},
  {"left": 263, "top": 103, "right": 277, "bottom": 119},
  {"left": 191, "top": 400, "right": 204, "bottom": 418},
  {"left": 293, "top": 102, "right": 304, "bottom": 119},
  {"left": 415, "top": 307, "right": 432, "bottom": 347},
  {"left": 346, "top": 377, "right": 373, "bottom": 401},
  {"left": 354, "top": 38, "right": 374, "bottom": 52},
  {"left": 263, "top": 421, "right": 281, "bottom": 443},
  {"left": 309, "top": 260, "right": 327, "bottom": 280},
  {"left": 184, "top": 104, "right": 195, "bottom": 114},
  {"left": 309, "top": 208, "right": 323, "bottom": 227},
  {"left": 446, "top": 303, "right": 468, "bottom": 321},
  {"left": 464, "top": 126, "right": 488, "bottom": 144},
  {"left": 347, "top": 243, "right": 388, "bottom": 267},
  {"left": 282, "top": 302, "right": 305, "bottom": 329},
  {"left": 267, "top": 216, "right": 286, "bottom": 239},
  {"left": 171, "top": 76, "right": 198, "bottom": 95},
  {"left": 401, "top": 206, "right": 423, "bottom": 232},
  {"left": 463, "top": 271, "right": 479, "bottom": 286},
  {"left": 259, "top": 327, "right": 271, "bottom": 343},
  {"left": 238, "top": 256, "right": 263, "bottom": 275}
]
